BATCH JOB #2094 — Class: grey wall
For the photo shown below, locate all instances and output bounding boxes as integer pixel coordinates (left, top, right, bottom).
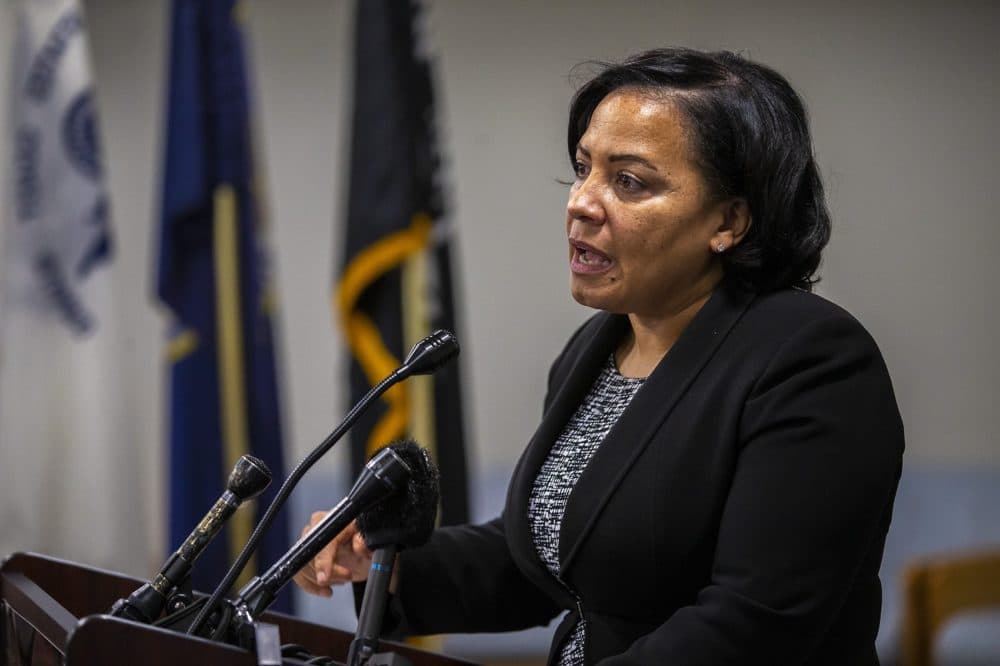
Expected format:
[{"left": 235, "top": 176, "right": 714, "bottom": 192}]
[{"left": 1, "top": 0, "right": 998, "bottom": 576}]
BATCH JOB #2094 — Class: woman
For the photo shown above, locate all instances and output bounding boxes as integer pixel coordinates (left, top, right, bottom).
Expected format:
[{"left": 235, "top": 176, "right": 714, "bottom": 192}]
[{"left": 296, "top": 48, "right": 903, "bottom": 665}]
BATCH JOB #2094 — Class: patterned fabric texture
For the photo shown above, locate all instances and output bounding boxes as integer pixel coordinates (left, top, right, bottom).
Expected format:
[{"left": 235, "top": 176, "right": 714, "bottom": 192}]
[{"left": 527, "top": 354, "right": 646, "bottom": 665}]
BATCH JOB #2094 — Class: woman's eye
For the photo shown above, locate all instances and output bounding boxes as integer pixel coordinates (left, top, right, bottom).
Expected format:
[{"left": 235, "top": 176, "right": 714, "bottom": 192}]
[
  {"left": 616, "top": 173, "right": 643, "bottom": 192},
  {"left": 573, "top": 160, "right": 589, "bottom": 179}
]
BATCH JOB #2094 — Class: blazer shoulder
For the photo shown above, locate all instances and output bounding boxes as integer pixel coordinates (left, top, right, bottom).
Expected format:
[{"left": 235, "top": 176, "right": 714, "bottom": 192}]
[
  {"left": 735, "top": 290, "right": 901, "bottom": 420},
  {"left": 748, "top": 288, "right": 858, "bottom": 321},
  {"left": 740, "top": 289, "right": 879, "bottom": 347}
]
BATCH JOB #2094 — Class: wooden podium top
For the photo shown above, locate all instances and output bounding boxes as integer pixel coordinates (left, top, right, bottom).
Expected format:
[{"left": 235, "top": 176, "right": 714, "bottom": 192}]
[{"left": 1, "top": 551, "right": 477, "bottom": 665}]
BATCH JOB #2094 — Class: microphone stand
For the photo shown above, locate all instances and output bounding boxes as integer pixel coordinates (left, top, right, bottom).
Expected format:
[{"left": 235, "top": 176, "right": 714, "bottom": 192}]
[
  {"left": 346, "top": 546, "right": 398, "bottom": 666},
  {"left": 110, "top": 455, "right": 271, "bottom": 623}
]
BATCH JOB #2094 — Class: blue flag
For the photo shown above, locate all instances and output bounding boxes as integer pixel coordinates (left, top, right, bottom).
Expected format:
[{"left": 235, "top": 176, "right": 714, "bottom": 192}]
[{"left": 157, "top": 0, "right": 291, "bottom": 612}]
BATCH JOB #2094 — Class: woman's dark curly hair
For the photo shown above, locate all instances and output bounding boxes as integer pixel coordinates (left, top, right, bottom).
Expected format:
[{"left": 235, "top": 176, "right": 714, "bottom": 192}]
[{"left": 568, "top": 48, "right": 831, "bottom": 292}]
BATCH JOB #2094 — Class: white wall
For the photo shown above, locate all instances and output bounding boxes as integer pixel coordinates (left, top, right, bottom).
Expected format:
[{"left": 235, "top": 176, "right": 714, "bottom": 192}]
[{"left": 1, "top": 0, "right": 997, "bottom": 575}]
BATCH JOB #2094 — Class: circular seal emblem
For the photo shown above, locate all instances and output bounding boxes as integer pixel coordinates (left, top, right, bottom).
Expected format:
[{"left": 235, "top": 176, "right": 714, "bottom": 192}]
[{"left": 62, "top": 90, "right": 103, "bottom": 181}]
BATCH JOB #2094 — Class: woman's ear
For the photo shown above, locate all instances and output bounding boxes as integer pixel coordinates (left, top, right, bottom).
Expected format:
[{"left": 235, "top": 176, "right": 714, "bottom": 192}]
[{"left": 710, "top": 198, "right": 751, "bottom": 254}]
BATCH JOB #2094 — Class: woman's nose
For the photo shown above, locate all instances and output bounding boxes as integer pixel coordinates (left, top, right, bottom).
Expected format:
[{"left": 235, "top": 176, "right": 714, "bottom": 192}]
[{"left": 566, "top": 177, "right": 606, "bottom": 225}]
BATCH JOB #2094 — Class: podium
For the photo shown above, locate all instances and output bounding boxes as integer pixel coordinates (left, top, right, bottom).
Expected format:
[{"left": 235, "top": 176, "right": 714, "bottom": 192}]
[{"left": 1, "top": 552, "right": 477, "bottom": 665}]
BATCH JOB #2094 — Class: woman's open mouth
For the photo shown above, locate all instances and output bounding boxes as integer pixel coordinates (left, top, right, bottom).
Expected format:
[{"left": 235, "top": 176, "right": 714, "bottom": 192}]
[{"left": 569, "top": 240, "right": 612, "bottom": 274}]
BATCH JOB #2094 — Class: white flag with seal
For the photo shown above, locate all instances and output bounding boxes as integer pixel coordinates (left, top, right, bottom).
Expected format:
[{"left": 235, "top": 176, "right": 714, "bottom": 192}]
[{"left": 0, "top": 0, "right": 146, "bottom": 573}]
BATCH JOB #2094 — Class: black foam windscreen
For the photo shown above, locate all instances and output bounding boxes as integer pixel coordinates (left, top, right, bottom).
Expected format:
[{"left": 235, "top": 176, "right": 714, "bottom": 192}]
[{"left": 356, "top": 440, "right": 440, "bottom": 550}]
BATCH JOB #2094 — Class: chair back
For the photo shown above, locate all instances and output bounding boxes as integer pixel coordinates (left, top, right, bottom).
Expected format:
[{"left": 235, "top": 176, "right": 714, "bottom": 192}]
[{"left": 901, "top": 548, "right": 1000, "bottom": 665}]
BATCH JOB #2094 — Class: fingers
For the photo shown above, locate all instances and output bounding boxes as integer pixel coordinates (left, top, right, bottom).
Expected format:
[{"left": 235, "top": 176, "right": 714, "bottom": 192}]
[
  {"left": 293, "top": 571, "right": 333, "bottom": 597},
  {"left": 340, "top": 525, "right": 375, "bottom": 582},
  {"left": 313, "top": 540, "right": 336, "bottom": 585},
  {"left": 292, "top": 510, "right": 335, "bottom": 595},
  {"left": 292, "top": 515, "right": 374, "bottom": 597},
  {"left": 292, "top": 555, "right": 332, "bottom": 597},
  {"left": 322, "top": 521, "right": 360, "bottom": 583},
  {"left": 352, "top": 531, "right": 369, "bottom": 558}
]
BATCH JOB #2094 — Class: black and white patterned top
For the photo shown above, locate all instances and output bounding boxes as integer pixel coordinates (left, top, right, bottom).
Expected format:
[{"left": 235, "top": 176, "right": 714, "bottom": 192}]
[{"left": 527, "top": 354, "right": 646, "bottom": 665}]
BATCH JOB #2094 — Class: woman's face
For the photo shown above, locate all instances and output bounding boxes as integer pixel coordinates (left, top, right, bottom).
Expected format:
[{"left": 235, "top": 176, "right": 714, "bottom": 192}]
[{"left": 566, "top": 89, "right": 734, "bottom": 319}]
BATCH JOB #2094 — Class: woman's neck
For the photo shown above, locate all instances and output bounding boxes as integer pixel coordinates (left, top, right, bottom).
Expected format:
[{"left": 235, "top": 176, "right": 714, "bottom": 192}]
[{"left": 615, "top": 286, "right": 717, "bottom": 379}]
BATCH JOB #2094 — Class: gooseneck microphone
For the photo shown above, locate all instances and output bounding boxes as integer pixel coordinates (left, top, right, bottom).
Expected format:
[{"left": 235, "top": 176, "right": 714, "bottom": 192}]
[
  {"left": 110, "top": 455, "right": 272, "bottom": 623},
  {"left": 397, "top": 329, "right": 460, "bottom": 379},
  {"left": 187, "top": 330, "right": 459, "bottom": 637},
  {"left": 347, "top": 441, "right": 440, "bottom": 666}
]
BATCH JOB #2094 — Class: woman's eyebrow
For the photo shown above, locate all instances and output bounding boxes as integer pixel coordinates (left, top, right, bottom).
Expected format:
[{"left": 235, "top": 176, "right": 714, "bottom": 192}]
[
  {"left": 608, "top": 153, "right": 659, "bottom": 171},
  {"left": 576, "top": 145, "right": 659, "bottom": 172}
]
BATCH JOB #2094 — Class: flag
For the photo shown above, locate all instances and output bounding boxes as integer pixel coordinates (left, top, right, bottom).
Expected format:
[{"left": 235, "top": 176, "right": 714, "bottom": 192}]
[
  {"left": 337, "top": 0, "right": 469, "bottom": 527},
  {"left": 157, "top": 0, "right": 291, "bottom": 611},
  {"left": 0, "top": 0, "right": 147, "bottom": 572}
]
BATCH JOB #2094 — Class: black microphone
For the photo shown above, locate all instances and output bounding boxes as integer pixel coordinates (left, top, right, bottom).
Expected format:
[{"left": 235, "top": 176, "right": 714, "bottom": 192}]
[
  {"left": 347, "top": 441, "right": 440, "bottom": 666},
  {"left": 355, "top": 440, "right": 439, "bottom": 551},
  {"left": 397, "top": 329, "right": 460, "bottom": 380},
  {"left": 187, "top": 330, "right": 459, "bottom": 637},
  {"left": 234, "top": 445, "right": 414, "bottom": 621},
  {"left": 110, "top": 455, "right": 272, "bottom": 623}
]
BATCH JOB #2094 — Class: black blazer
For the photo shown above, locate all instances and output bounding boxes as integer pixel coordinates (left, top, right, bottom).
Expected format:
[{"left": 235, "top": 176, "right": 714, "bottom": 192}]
[{"left": 389, "top": 285, "right": 904, "bottom": 665}]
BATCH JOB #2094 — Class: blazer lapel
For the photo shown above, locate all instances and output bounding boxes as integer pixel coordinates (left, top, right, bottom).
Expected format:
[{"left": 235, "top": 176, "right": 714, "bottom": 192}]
[
  {"left": 558, "top": 284, "right": 755, "bottom": 574},
  {"left": 505, "top": 312, "right": 627, "bottom": 598}
]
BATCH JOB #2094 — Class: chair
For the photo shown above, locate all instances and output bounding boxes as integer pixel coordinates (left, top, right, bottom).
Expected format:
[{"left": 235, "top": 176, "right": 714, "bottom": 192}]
[{"left": 901, "top": 547, "right": 1000, "bottom": 665}]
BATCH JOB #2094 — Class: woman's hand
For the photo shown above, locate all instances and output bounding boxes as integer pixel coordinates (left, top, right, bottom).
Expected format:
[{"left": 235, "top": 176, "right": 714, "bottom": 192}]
[{"left": 292, "top": 514, "right": 372, "bottom": 598}]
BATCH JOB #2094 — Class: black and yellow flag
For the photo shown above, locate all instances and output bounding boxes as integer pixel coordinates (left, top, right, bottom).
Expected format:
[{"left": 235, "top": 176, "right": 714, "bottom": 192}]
[{"left": 336, "top": 0, "right": 469, "bottom": 526}]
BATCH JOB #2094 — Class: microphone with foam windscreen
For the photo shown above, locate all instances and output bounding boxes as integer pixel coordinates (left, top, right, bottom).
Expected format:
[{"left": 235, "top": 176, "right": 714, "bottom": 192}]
[
  {"left": 347, "top": 440, "right": 440, "bottom": 666},
  {"left": 110, "top": 454, "right": 272, "bottom": 623},
  {"left": 188, "top": 330, "right": 459, "bottom": 637}
]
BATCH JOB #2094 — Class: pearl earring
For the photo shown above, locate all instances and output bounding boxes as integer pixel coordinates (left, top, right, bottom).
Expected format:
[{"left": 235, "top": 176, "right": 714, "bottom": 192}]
[{"left": 716, "top": 243, "right": 726, "bottom": 253}]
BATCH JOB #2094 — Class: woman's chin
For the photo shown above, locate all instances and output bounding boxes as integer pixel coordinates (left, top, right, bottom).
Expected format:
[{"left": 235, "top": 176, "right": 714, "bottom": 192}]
[{"left": 570, "top": 284, "right": 624, "bottom": 313}]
